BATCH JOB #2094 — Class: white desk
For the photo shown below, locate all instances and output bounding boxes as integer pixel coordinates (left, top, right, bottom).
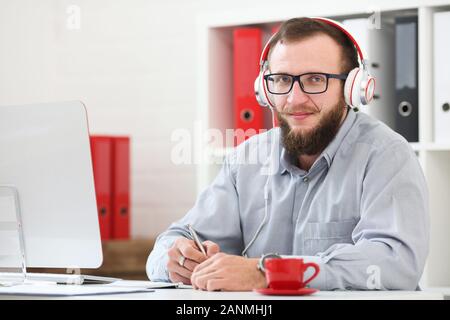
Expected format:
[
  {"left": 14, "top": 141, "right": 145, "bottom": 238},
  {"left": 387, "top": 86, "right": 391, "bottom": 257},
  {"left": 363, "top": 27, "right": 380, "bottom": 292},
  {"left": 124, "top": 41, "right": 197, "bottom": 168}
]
[
  {"left": 423, "top": 287, "right": 450, "bottom": 300},
  {"left": 0, "top": 288, "right": 444, "bottom": 300}
]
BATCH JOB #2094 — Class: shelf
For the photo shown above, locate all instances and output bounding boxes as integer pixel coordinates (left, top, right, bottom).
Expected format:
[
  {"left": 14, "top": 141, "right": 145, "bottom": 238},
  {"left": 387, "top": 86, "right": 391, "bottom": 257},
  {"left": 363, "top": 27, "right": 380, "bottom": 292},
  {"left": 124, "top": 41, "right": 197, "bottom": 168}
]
[
  {"left": 28, "top": 238, "right": 155, "bottom": 281},
  {"left": 424, "top": 143, "right": 450, "bottom": 151},
  {"left": 409, "top": 143, "right": 423, "bottom": 152},
  {"left": 92, "top": 238, "right": 154, "bottom": 280},
  {"left": 409, "top": 143, "right": 450, "bottom": 152}
]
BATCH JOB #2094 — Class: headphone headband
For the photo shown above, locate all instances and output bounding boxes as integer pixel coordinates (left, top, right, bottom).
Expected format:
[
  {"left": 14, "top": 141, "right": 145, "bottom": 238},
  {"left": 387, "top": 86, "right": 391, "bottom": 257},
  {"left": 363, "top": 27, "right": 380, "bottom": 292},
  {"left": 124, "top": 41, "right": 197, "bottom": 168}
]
[
  {"left": 313, "top": 17, "right": 365, "bottom": 61},
  {"left": 259, "top": 17, "right": 366, "bottom": 67}
]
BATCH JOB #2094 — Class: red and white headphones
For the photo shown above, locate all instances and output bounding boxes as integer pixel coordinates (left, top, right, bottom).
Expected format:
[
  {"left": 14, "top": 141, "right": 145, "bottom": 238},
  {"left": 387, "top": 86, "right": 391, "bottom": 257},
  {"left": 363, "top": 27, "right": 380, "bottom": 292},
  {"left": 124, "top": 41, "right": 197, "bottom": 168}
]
[{"left": 254, "top": 17, "right": 376, "bottom": 110}]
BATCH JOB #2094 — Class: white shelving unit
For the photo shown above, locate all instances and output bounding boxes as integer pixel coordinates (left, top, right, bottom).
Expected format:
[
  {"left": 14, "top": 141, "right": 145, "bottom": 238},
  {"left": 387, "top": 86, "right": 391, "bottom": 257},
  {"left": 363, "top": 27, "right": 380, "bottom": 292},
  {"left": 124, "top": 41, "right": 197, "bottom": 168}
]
[{"left": 196, "top": 0, "right": 450, "bottom": 288}]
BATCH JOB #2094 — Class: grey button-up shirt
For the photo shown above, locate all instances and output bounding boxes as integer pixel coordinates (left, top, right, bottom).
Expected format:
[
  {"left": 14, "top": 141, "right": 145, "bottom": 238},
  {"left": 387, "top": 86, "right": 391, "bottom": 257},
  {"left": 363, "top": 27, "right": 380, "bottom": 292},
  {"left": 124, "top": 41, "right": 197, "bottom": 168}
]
[{"left": 147, "top": 109, "right": 429, "bottom": 290}]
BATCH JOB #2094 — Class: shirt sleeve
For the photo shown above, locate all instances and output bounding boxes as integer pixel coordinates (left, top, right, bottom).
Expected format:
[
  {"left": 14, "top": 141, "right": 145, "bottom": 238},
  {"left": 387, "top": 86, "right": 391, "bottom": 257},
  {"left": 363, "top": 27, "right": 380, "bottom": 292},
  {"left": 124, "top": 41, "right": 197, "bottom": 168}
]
[
  {"left": 146, "top": 152, "right": 244, "bottom": 282},
  {"left": 296, "top": 141, "right": 429, "bottom": 290}
]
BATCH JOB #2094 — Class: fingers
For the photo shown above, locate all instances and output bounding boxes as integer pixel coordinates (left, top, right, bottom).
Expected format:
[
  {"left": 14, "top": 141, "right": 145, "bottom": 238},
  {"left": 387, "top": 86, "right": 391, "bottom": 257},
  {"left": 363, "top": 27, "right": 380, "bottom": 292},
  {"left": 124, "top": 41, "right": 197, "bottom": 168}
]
[
  {"left": 167, "top": 247, "right": 198, "bottom": 272},
  {"left": 177, "top": 239, "right": 207, "bottom": 263},
  {"left": 192, "top": 270, "right": 224, "bottom": 291},
  {"left": 206, "top": 279, "right": 226, "bottom": 291},
  {"left": 167, "top": 237, "right": 222, "bottom": 288},
  {"left": 191, "top": 253, "right": 226, "bottom": 290},
  {"left": 202, "top": 240, "right": 220, "bottom": 257},
  {"left": 192, "top": 258, "right": 220, "bottom": 280},
  {"left": 182, "top": 258, "right": 198, "bottom": 272},
  {"left": 167, "top": 237, "right": 208, "bottom": 285},
  {"left": 167, "top": 260, "right": 193, "bottom": 279},
  {"left": 193, "top": 252, "right": 224, "bottom": 274},
  {"left": 191, "top": 254, "right": 263, "bottom": 292},
  {"left": 168, "top": 271, "right": 191, "bottom": 285}
]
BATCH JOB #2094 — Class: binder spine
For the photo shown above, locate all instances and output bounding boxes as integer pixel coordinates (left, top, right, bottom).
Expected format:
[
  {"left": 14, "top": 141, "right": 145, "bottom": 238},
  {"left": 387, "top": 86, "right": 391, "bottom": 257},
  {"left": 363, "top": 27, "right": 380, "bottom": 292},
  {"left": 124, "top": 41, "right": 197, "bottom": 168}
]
[
  {"left": 394, "top": 16, "right": 419, "bottom": 142},
  {"left": 433, "top": 12, "right": 450, "bottom": 143},
  {"left": 112, "top": 136, "right": 130, "bottom": 240},
  {"left": 90, "top": 136, "right": 113, "bottom": 241},
  {"left": 233, "top": 28, "right": 264, "bottom": 144}
]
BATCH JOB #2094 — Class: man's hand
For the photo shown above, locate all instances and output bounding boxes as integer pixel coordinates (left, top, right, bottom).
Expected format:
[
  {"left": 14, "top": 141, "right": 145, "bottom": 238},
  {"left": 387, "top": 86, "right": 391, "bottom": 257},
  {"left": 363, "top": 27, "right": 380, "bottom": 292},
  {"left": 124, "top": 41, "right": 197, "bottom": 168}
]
[
  {"left": 190, "top": 253, "right": 267, "bottom": 291},
  {"left": 167, "top": 237, "right": 220, "bottom": 284}
]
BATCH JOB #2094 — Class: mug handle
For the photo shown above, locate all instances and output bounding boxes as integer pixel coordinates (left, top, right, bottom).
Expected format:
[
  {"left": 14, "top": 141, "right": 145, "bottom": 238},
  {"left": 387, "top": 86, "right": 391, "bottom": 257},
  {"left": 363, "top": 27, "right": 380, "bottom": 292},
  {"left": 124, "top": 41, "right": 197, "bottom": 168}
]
[{"left": 302, "top": 262, "right": 320, "bottom": 287}]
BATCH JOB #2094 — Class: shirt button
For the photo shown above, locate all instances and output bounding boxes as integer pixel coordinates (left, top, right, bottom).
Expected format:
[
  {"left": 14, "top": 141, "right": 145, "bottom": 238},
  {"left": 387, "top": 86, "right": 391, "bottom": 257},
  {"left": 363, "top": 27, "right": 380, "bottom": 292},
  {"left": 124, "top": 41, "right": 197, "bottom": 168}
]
[{"left": 302, "top": 177, "right": 309, "bottom": 183}]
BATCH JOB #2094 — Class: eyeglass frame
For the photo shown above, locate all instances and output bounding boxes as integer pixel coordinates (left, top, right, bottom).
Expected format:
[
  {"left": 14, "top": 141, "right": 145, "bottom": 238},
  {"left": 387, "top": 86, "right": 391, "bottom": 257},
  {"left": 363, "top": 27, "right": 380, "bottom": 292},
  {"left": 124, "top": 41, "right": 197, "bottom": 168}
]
[{"left": 263, "top": 72, "right": 348, "bottom": 95}]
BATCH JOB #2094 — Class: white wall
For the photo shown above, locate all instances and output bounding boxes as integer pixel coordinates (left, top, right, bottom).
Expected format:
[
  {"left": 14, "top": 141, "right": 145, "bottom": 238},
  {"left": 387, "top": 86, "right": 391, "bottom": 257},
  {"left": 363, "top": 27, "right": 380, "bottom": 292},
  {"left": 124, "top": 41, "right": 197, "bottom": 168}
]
[{"left": 0, "top": 0, "right": 336, "bottom": 239}]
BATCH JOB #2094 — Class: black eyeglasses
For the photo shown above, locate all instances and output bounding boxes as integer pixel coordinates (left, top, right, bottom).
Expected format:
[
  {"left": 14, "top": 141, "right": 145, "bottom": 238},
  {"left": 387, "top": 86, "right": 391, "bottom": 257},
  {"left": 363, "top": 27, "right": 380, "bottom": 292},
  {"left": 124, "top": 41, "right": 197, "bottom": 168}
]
[{"left": 264, "top": 72, "right": 348, "bottom": 95}]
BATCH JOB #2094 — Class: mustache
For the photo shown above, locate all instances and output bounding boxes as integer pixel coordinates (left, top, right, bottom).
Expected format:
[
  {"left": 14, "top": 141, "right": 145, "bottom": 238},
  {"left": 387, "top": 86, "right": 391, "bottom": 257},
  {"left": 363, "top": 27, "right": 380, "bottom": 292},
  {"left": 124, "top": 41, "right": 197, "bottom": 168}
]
[
  {"left": 278, "top": 106, "right": 319, "bottom": 115},
  {"left": 278, "top": 101, "right": 321, "bottom": 115}
]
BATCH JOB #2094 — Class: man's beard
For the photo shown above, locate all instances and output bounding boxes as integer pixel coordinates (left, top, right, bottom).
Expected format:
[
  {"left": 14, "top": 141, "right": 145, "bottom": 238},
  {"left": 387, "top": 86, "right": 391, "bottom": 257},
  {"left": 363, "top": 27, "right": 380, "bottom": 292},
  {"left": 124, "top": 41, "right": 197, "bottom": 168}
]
[{"left": 278, "top": 99, "right": 346, "bottom": 158}]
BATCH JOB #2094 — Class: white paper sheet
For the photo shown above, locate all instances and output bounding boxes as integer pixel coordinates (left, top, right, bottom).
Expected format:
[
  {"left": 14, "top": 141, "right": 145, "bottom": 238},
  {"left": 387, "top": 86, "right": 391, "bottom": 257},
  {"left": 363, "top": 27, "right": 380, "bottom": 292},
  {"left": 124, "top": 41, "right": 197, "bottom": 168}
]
[
  {"left": 105, "top": 280, "right": 191, "bottom": 289},
  {"left": 0, "top": 283, "right": 154, "bottom": 297}
]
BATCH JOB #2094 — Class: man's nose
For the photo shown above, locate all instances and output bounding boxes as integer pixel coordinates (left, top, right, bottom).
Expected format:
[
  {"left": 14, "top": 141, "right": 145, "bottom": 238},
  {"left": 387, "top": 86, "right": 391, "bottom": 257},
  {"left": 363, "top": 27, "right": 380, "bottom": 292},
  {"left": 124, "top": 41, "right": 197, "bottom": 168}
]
[{"left": 286, "top": 80, "right": 310, "bottom": 105}]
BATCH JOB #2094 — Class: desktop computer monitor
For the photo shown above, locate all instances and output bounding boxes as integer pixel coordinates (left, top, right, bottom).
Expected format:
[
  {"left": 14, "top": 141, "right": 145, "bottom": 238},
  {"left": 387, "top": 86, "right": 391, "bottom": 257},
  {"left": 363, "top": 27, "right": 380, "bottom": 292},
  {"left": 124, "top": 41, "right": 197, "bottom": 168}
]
[{"left": 0, "top": 101, "right": 102, "bottom": 269}]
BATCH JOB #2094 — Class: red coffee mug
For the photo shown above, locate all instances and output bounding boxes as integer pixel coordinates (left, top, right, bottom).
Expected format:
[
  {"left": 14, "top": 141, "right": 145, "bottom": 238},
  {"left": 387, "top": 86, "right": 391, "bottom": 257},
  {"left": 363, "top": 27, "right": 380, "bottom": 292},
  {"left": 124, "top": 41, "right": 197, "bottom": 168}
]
[{"left": 265, "top": 258, "right": 320, "bottom": 290}]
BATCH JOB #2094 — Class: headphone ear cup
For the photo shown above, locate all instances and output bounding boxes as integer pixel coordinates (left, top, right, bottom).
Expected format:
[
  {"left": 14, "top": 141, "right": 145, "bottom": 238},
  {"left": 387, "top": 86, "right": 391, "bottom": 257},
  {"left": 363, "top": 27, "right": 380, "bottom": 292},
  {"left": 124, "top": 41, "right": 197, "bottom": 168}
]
[
  {"left": 344, "top": 68, "right": 363, "bottom": 108},
  {"left": 254, "top": 72, "right": 265, "bottom": 107},
  {"left": 254, "top": 70, "right": 271, "bottom": 108},
  {"left": 362, "top": 76, "right": 376, "bottom": 105}
]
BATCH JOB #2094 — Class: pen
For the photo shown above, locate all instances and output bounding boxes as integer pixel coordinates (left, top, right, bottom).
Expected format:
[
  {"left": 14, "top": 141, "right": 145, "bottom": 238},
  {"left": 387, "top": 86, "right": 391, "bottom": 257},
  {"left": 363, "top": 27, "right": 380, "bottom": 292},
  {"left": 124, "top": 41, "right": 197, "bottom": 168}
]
[{"left": 187, "top": 224, "right": 207, "bottom": 256}]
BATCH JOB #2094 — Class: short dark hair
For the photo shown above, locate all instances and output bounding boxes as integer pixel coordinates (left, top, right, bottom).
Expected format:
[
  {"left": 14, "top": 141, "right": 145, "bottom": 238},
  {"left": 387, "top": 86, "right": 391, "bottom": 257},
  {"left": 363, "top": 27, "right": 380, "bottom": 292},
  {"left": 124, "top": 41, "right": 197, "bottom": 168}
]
[{"left": 268, "top": 17, "right": 359, "bottom": 74}]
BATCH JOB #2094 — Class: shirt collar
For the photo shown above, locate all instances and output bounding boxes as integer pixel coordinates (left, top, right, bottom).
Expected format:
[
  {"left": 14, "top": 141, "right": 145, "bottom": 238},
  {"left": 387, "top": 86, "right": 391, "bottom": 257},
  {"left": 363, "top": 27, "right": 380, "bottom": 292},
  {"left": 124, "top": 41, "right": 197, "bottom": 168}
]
[{"left": 279, "top": 108, "right": 357, "bottom": 175}]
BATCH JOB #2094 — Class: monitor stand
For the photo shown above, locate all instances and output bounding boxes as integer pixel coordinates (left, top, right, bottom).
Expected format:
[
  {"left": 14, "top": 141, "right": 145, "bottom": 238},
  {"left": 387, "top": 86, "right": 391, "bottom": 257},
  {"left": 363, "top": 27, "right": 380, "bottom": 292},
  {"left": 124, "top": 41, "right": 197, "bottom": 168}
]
[
  {"left": 0, "top": 186, "right": 27, "bottom": 286},
  {"left": 0, "top": 186, "right": 120, "bottom": 286}
]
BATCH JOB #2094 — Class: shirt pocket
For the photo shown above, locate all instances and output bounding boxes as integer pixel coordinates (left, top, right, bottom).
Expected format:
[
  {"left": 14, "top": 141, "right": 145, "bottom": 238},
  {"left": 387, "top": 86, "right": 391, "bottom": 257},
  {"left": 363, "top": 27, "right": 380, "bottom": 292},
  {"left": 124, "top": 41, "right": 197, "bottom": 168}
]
[{"left": 303, "top": 220, "right": 356, "bottom": 256}]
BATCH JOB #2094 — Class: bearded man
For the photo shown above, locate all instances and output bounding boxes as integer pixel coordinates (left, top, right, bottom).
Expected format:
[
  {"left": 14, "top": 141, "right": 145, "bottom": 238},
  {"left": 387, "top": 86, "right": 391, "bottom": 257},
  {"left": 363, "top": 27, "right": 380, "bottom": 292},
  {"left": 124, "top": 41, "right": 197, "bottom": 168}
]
[{"left": 146, "top": 17, "right": 429, "bottom": 292}]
